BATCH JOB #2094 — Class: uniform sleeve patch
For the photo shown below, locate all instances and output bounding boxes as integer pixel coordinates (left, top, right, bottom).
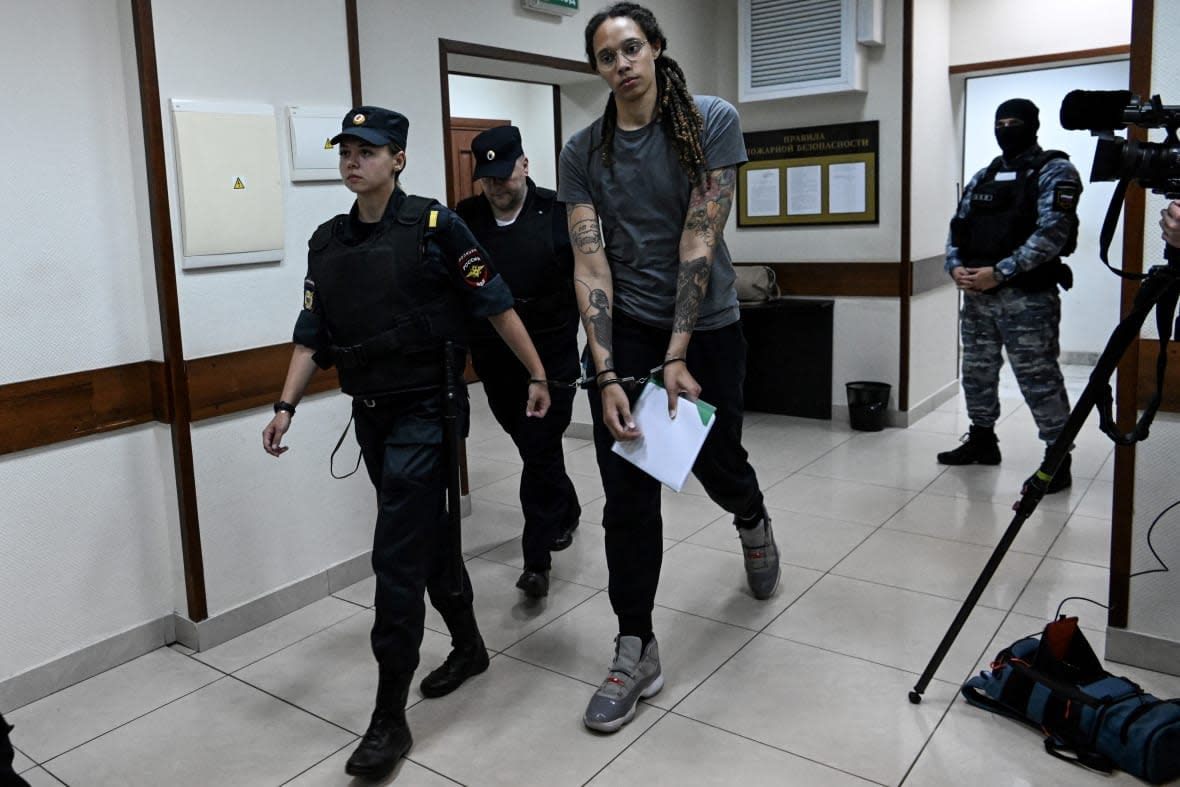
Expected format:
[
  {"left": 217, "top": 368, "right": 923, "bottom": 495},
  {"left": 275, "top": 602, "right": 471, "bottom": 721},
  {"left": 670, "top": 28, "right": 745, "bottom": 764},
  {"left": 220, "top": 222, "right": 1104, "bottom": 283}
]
[
  {"left": 303, "top": 278, "right": 316, "bottom": 311},
  {"left": 459, "top": 248, "right": 489, "bottom": 288},
  {"left": 1053, "top": 184, "right": 1080, "bottom": 212}
]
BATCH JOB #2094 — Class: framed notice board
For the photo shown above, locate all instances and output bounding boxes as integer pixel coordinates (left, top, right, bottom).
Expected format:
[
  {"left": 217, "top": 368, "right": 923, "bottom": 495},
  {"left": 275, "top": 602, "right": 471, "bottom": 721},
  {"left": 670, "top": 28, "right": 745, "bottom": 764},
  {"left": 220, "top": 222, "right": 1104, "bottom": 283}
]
[{"left": 738, "top": 121, "right": 878, "bottom": 227}]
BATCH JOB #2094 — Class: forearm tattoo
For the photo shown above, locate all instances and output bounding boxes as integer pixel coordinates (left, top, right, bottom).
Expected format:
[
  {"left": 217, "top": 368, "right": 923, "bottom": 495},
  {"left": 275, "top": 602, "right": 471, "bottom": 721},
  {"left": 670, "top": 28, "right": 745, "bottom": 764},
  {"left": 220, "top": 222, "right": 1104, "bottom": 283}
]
[
  {"left": 567, "top": 204, "right": 602, "bottom": 254},
  {"left": 584, "top": 286, "right": 613, "bottom": 354},
  {"left": 672, "top": 256, "right": 710, "bottom": 334},
  {"left": 684, "top": 167, "right": 736, "bottom": 249}
]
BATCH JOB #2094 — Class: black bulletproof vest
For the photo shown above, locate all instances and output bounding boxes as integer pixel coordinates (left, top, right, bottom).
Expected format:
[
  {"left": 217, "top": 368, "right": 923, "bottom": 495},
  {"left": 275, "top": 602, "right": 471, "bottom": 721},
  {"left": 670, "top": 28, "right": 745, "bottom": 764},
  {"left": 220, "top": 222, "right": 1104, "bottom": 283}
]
[
  {"left": 955, "top": 151, "right": 1075, "bottom": 292},
  {"left": 459, "top": 185, "right": 575, "bottom": 339},
  {"left": 307, "top": 195, "right": 465, "bottom": 397}
]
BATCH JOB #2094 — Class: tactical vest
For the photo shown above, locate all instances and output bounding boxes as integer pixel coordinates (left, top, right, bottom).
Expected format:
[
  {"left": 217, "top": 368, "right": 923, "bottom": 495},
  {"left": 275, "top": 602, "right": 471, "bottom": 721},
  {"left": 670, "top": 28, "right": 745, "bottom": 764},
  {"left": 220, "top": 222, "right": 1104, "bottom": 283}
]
[
  {"left": 307, "top": 195, "right": 465, "bottom": 397},
  {"left": 459, "top": 185, "right": 575, "bottom": 340},
  {"left": 954, "top": 150, "right": 1077, "bottom": 292}
]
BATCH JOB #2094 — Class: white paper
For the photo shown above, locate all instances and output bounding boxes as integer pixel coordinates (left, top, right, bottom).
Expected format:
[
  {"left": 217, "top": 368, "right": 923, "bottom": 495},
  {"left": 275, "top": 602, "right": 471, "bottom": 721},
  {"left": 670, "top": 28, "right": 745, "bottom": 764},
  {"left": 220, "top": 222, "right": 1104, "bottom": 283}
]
[
  {"left": 828, "top": 161, "right": 866, "bottom": 214},
  {"left": 745, "top": 168, "right": 781, "bottom": 217},
  {"left": 610, "top": 380, "right": 716, "bottom": 492},
  {"left": 786, "top": 165, "right": 822, "bottom": 215}
]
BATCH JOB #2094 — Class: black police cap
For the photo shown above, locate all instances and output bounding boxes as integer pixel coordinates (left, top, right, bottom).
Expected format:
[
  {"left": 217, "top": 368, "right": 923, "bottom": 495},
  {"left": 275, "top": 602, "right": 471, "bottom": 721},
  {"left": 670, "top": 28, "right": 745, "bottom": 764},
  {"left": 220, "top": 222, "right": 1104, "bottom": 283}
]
[
  {"left": 331, "top": 106, "right": 409, "bottom": 149},
  {"left": 471, "top": 125, "right": 524, "bottom": 180}
]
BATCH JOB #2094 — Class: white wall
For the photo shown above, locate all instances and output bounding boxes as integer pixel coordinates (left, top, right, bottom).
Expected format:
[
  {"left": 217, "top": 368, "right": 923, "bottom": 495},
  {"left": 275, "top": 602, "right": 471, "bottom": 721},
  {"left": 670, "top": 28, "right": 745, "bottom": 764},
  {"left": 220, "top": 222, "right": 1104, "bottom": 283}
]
[
  {"left": 719, "top": 3, "right": 905, "bottom": 263},
  {"left": 0, "top": 0, "right": 178, "bottom": 687},
  {"left": 357, "top": 0, "right": 721, "bottom": 206},
  {"left": 0, "top": 428, "right": 176, "bottom": 684},
  {"left": 448, "top": 75, "right": 559, "bottom": 190},
  {"left": 149, "top": 0, "right": 380, "bottom": 617},
  {"left": 151, "top": 0, "right": 356, "bottom": 360},
  {"left": 908, "top": 0, "right": 960, "bottom": 408},
  {"left": 962, "top": 61, "right": 1129, "bottom": 357},
  {"left": 191, "top": 398, "right": 374, "bottom": 617},
  {"left": 949, "top": 0, "right": 1131, "bottom": 66},
  {"left": 0, "top": 0, "right": 159, "bottom": 384}
]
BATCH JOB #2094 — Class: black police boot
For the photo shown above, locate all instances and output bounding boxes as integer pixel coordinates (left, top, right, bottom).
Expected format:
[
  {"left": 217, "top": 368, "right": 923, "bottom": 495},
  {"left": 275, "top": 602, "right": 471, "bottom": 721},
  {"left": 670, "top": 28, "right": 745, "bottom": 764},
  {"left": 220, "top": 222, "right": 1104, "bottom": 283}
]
[
  {"left": 345, "top": 669, "right": 413, "bottom": 779},
  {"left": 551, "top": 504, "right": 581, "bottom": 551},
  {"left": 515, "top": 569, "right": 550, "bottom": 598},
  {"left": 1, "top": 714, "right": 31, "bottom": 787},
  {"left": 420, "top": 607, "right": 490, "bottom": 698},
  {"left": 937, "top": 425, "right": 1001, "bottom": 465},
  {"left": 1025, "top": 450, "right": 1072, "bottom": 494}
]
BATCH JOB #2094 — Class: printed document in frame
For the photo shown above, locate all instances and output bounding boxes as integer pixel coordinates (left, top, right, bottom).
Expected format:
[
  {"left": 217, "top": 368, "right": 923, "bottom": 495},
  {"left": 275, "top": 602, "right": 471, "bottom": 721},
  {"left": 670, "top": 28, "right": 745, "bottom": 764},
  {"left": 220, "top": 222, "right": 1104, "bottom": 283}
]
[{"left": 611, "top": 379, "right": 716, "bottom": 492}]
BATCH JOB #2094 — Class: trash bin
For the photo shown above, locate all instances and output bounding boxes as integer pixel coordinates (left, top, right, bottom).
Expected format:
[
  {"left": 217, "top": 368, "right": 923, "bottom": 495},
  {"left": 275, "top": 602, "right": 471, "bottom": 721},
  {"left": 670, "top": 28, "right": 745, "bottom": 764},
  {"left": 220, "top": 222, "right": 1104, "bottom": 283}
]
[{"left": 846, "top": 381, "right": 891, "bottom": 431}]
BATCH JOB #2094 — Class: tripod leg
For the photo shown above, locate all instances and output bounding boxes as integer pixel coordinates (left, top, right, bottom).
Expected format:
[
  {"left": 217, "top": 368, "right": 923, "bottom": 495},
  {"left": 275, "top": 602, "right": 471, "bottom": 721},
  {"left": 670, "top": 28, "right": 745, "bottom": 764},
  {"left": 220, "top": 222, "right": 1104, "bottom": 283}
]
[{"left": 909, "top": 268, "right": 1180, "bottom": 703}]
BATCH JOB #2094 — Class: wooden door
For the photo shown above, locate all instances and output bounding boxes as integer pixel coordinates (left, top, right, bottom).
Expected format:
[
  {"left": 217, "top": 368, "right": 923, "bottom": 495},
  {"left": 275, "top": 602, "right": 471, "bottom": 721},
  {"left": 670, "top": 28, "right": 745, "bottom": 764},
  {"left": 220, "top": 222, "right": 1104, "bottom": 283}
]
[{"left": 448, "top": 117, "right": 511, "bottom": 207}]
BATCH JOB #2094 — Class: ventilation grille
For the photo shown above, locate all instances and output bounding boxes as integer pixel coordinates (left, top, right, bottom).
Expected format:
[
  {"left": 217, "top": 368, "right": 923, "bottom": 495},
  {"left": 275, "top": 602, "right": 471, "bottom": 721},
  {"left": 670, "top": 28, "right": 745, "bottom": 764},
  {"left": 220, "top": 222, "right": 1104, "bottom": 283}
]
[
  {"left": 739, "top": 0, "right": 863, "bottom": 101},
  {"left": 749, "top": 0, "right": 843, "bottom": 88}
]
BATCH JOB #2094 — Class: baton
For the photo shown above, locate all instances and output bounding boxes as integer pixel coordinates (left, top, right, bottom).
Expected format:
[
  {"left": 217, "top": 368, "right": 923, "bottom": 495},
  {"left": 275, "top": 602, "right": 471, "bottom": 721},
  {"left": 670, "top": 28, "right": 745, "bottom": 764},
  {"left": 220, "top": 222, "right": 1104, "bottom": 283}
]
[{"left": 442, "top": 341, "right": 465, "bottom": 596}]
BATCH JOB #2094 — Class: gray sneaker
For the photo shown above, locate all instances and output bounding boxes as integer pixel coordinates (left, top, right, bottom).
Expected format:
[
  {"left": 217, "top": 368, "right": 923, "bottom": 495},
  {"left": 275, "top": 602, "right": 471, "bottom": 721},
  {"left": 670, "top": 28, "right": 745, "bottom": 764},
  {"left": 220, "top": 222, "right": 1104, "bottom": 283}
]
[
  {"left": 738, "top": 510, "right": 780, "bottom": 599},
  {"left": 583, "top": 635, "right": 663, "bottom": 733}
]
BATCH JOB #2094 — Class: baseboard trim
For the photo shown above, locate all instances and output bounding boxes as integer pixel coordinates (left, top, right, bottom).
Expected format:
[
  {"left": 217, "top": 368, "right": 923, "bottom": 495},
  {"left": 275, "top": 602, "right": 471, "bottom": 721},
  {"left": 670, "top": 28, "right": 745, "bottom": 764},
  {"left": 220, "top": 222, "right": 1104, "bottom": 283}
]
[
  {"left": 1061, "top": 350, "right": 1099, "bottom": 367},
  {"left": 174, "top": 553, "right": 378, "bottom": 652},
  {"left": 896, "top": 380, "right": 961, "bottom": 427},
  {"left": 0, "top": 616, "right": 174, "bottom": 714},
  {"left": 1, "top": 551, "right": 383, "bottom": 712},
  {"left": 1105, "top": 626, "right": 1180, "bottom": 678}
]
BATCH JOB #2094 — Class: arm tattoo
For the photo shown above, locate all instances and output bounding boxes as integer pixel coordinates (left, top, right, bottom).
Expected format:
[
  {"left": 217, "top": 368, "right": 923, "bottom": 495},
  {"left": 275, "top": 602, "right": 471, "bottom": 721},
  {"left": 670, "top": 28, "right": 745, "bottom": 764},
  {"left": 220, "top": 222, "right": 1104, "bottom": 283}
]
[
  {"left": 585, "top": 287, "right": 613, "bottom": 353},
  {"left": 672, "top": 256, "right": 710, "bottom": 334},
  {"left": 567, "top": 204, "right": 602, "bottom": 254},
  {"left": 684, "top": 167, "right": 736, "bottom": 249}
]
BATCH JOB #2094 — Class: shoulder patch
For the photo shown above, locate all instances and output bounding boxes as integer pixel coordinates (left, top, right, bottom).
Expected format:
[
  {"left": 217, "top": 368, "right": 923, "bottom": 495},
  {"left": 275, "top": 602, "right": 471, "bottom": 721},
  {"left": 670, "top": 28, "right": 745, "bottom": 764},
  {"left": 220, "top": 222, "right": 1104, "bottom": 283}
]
[
  {"left": 458, "top": 247, "right": 489, "bottom": 288},
  {"left": 1053, "top": 184, "right": 1080, "bottom": 212},
  {"left": 429, "top": 209, "right": 439, "bottom": 229},
  {"left": 302, "top": 278, "right": 316, "bottom": 311}
]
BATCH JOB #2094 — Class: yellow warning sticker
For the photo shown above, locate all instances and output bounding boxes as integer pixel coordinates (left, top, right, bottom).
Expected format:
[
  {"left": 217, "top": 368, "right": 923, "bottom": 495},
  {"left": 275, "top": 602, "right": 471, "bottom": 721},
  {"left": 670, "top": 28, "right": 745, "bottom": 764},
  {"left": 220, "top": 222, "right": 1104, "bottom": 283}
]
[
  {"left": 233, "top": 177, "right": 245, "bottom": 190},
  {"left": 323, "top": 138, "right": 333, "bottom": 149}
]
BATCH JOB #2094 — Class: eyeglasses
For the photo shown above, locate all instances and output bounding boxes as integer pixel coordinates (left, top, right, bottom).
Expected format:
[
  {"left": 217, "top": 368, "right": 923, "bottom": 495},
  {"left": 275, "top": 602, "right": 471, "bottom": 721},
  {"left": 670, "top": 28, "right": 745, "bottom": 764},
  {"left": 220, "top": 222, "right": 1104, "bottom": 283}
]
[{"left": 595, "top": 38, "right": 648, "bottom": 69}]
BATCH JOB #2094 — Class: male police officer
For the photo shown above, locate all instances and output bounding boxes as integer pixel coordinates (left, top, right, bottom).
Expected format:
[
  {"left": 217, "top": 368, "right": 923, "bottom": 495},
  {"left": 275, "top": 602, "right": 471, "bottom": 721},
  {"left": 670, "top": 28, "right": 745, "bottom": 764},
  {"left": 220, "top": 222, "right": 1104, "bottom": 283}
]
[
  {"left": 938, "top": 98, "right": 1082, "bottom": 493},
  {"left": 456, "top": 126, "right": 581, "bottom": 599}
]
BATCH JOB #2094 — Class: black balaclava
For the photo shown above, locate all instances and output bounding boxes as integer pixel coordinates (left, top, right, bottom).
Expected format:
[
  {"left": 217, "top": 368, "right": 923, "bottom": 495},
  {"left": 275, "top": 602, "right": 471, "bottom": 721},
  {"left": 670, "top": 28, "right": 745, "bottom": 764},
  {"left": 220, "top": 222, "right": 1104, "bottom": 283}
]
[{"left": 995, "top": 98, "right": 1040, "bottom": 159}]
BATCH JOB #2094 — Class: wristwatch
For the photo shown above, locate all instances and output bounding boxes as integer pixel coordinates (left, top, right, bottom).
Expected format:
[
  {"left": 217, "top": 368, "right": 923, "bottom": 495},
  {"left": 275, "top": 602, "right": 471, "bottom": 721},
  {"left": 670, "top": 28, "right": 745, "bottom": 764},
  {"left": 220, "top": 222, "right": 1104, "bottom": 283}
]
[
  {"left": 273, "top": 400, "right": 296, "bottom": 417},
  {"left": 992, "top": 268, "right": 1007, "bottom": 284}
]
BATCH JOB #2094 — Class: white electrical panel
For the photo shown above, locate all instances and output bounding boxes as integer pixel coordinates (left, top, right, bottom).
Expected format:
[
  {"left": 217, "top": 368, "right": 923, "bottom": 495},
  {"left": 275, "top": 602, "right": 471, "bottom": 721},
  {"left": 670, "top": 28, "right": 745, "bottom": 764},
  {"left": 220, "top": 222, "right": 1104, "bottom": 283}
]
[
  {"left": 288, "top": 105, "right": 349, "bottom": 181},
  {"left": 171, "top": 99, "right": 284, "bottom": 269}
]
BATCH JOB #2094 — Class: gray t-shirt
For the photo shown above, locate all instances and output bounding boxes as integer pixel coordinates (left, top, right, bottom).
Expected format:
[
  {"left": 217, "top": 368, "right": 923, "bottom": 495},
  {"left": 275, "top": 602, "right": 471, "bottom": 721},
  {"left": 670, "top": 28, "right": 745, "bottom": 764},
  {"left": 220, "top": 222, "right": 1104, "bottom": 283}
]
[{"left": 558, "top": 95, "right": 747, "bottom": 331}]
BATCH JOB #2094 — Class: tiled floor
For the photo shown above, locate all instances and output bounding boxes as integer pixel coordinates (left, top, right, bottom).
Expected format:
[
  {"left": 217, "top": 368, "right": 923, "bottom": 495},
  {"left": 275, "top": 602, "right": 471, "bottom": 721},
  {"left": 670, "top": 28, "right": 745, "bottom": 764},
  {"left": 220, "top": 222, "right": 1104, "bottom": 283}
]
[{"left": 9, "top": 365, "right": 1180, "bottom": 786}]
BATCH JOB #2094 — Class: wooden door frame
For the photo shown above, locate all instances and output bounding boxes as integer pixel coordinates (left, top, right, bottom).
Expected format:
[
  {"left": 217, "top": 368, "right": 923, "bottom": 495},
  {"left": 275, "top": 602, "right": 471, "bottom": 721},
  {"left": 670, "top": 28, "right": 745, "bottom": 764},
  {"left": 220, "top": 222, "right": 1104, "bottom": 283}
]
[{"left": 438, "top": 40, "right": 590, "bottom": 209}]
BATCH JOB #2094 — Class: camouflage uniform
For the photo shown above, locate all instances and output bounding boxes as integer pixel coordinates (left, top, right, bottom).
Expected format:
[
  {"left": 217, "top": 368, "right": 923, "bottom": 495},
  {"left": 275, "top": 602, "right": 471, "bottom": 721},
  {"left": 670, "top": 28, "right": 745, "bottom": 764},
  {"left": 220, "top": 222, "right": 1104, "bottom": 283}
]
[{"left": 946, "top": 144, "right": 1083, "bottom": 442}]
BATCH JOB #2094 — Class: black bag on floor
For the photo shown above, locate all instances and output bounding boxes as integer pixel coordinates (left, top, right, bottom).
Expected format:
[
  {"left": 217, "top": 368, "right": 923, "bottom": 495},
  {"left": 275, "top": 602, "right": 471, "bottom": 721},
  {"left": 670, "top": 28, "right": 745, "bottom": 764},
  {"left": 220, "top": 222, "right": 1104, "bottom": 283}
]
[{"left": 961, "top": 616, "right": 1180, "bottom": 784}]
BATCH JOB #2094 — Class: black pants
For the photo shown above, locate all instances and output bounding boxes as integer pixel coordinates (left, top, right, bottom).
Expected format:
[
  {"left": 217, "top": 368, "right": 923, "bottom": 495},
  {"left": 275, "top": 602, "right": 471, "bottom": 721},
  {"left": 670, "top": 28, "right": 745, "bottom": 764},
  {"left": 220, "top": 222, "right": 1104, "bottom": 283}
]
[
  {"left": 588, "top": 311, "right": 764, "bottom": 636},
  {"left": 353, "top": 390, "right": 474, "bottom": 676},
  {"left": 1, "top": 714, "right": 29, "bottom": 787},
  {"left": 470, "top": 327, "right": 581, "bottom": 572}
]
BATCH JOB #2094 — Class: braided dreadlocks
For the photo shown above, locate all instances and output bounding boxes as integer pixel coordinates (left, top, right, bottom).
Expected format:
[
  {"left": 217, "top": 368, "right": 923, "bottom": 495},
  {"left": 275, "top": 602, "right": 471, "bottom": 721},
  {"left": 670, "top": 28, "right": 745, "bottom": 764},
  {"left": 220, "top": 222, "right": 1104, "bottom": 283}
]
[{"left": 584, "top": 2, "right": 708, "bottom": 187}]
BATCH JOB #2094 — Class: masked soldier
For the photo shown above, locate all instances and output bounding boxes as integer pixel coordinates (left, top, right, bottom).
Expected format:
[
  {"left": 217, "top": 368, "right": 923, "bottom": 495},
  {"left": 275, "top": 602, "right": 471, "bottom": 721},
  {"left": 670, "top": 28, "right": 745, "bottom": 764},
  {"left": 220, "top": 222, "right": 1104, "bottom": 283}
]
[
  {"left": 262, "top": 107, "right": 550, "bottom": 780},
  {"left": 456, "top": 126, "right": 582, "bottom": 600},
  {"left": 939, "top": 98, "right": 1082, "bottom": 493}
]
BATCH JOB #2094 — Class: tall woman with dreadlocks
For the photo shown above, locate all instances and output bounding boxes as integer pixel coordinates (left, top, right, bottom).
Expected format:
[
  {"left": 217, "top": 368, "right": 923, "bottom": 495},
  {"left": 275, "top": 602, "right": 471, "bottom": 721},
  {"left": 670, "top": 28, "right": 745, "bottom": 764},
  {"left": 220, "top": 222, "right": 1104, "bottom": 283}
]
[{"left": 558, "top": 2, "right": 781, "bottom": 733}]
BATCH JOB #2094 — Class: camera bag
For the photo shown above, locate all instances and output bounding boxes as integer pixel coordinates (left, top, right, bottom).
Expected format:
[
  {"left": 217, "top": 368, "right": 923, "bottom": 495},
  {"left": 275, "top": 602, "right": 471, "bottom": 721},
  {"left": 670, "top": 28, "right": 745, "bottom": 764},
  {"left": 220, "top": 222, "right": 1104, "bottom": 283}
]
[{"left": 961, "top": 616, "right": 1180, "bottom": 784}]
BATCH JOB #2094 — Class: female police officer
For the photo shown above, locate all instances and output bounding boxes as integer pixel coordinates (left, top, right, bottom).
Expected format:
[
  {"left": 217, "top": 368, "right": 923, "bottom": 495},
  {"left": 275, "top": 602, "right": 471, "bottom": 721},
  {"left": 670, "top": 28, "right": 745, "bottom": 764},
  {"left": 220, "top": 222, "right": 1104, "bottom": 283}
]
[{"left": 262, "top": 106, "right": 550, "bottom": 780}]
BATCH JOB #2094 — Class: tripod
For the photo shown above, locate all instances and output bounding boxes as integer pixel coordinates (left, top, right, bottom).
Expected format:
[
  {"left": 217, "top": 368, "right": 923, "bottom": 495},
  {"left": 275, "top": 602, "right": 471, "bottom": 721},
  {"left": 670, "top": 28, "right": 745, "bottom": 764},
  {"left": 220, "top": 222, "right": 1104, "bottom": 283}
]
[{"left": 909, "top": 248, "right": 1180, "bottom": 704}]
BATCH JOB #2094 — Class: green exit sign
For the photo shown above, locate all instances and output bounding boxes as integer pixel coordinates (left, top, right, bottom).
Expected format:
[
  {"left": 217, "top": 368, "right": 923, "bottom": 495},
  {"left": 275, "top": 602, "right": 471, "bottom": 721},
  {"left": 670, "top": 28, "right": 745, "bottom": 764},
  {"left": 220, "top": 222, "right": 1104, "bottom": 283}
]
[{"left": 521, "top": 0, "right": 578, "bottom": 16}]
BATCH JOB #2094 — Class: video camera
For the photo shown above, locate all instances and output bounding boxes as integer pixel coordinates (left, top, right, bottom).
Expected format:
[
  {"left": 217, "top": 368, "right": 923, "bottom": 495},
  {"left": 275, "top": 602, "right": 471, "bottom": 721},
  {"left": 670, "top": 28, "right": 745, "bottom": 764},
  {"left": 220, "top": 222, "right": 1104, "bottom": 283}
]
[{"left": 1060, "top": 89, "right": 1180, "bottom": 196}]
